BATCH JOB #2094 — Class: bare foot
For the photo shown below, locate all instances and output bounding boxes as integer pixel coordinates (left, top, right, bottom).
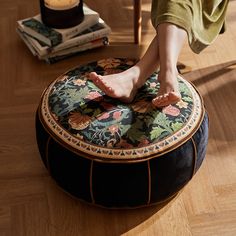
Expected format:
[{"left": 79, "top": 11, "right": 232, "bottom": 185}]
[
  {"left": 152, "top": 69, "right": 181, "bottom": 108},
  {"left": 88, "top": 66, "right": 145, "bottom": 103}
]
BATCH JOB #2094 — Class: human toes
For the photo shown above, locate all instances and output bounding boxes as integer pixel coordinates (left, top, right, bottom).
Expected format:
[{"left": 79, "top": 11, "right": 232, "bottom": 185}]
[
  {"left": 88, "top": 72, "right": 99, "bottom": 81},
  {"left": 152, "top": 92, "right": 180, "bottom": 108},
  {"left": 152, "top": 94, "right": 168, "bottom": 107},
  {"left": 88, "top": 72, "right": 105, "bottom": 87}
]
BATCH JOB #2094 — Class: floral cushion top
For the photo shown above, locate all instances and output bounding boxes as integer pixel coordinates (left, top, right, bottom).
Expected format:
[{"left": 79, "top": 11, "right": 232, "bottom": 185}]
[{"left": 40, "top": 58, "right": 204, "bottom": 161}]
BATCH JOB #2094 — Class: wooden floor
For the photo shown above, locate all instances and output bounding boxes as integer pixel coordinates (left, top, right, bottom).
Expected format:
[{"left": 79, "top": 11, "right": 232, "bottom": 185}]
[{"left": 0, "top": 0, "right": 236, "bottom": 235}]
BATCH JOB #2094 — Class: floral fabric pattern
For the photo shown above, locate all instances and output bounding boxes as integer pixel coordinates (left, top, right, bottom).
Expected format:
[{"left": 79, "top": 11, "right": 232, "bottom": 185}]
[{"left": 47, "top": 58, "right": 201, "bottom": 151}]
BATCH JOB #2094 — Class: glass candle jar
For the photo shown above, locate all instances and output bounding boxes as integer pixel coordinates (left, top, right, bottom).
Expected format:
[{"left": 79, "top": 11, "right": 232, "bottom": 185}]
[{"left": 40, "top": 0, "right": 84, "bottom": 29}]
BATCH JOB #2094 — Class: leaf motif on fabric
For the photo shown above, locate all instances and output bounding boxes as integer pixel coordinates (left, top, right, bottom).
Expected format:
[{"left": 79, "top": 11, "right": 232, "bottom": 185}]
[
  {"left": 126, "top": 119, "right": 145, "bottom": 143},
  {"left": 171, "top": 122, "right": 183, "bottom": 132},
  {"left": 150, "top": 127, "right": 165, "bottom": 140}
]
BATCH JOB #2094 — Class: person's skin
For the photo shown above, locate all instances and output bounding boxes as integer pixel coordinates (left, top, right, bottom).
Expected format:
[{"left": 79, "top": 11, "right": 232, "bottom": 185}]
[{"left": 89, "top": 23, "right": 187, "bottom": 107}]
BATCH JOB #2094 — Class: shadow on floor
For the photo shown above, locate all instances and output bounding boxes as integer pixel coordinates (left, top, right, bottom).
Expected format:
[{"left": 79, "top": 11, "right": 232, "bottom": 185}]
[
  {"left": 185, "top": 60, "right": 236, "bottom": 143},
  {"left": 43, "top": 178, "right": 177, "bottom": 236}
]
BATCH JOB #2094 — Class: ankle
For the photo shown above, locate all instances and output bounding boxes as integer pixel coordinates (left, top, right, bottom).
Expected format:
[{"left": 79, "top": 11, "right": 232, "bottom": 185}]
[
  {"left": 127, "top": 66, "right": 145, "bottom": 88},
  {"left": 159, "top": 66, "right": 178, "bottom": 77},
  {"left": 160, "top": 59, "right": 177, "bottom": 71}
]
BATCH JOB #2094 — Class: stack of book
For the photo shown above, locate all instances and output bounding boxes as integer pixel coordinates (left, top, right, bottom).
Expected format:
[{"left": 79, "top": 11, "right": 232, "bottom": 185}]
[{"left": 17, "top": 5, "right": 111, "bottom": 63}]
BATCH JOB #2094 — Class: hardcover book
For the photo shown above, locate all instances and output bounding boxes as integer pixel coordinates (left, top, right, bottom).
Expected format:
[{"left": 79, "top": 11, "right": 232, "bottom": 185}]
[
  {"left": 17, "top": 28, "right": 109, "bottom": 63},
  {"left": 43, "top": 38, "right": 109, "bottom": 64},
  {"left": 18, "top": 19, "right": 111, "bottom": 57},
  {"left": 17, "top": 4, "right": 100, "bottom": 47}
]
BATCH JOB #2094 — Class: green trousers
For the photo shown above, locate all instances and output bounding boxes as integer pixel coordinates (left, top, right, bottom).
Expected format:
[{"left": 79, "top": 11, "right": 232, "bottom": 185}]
[{"left": 151, "top": 0, "right": 229, "bottom": 53}]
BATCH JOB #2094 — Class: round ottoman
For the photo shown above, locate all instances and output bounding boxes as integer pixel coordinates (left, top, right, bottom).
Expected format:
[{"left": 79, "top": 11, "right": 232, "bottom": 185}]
[{"left": 36, "top": 58, "right": 208, "bottom": 208}]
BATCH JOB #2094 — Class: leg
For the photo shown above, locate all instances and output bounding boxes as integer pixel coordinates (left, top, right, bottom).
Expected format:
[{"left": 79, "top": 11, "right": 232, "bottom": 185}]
[
  {"left": 152, "top": 23, "right": 187, "bottom": 107},
  {"left": 89, "top": 35, "right": 160, "bottom": 103},
  {"left": 89, "top": 23, "right": 187, "bottom": 106},
  {"left": 134, "top": 0, "right": 142, "bottom": 44}
]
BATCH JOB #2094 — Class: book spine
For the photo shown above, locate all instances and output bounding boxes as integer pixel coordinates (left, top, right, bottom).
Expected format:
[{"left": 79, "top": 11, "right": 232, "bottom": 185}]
[
  {"left": 44, "top": 38, "right": 109, "bottom": 64},
  {"left": 45, "top": 37, "right": 109, "bottom": 58},
  {"left": 42, "top": 37, "right": 108, "bottom": 59},
  {"left": 52, "top": 25, "right": 111, "bottom": 52}
]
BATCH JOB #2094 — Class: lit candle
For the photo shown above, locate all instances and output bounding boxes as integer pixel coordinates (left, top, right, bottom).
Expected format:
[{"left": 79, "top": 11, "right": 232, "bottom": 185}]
[
  {"left": 45, "top": 0, "right": 80, "bottom": 10},
  {"left": 40, "top": 0, "right": 84, "bottom": 28}
]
